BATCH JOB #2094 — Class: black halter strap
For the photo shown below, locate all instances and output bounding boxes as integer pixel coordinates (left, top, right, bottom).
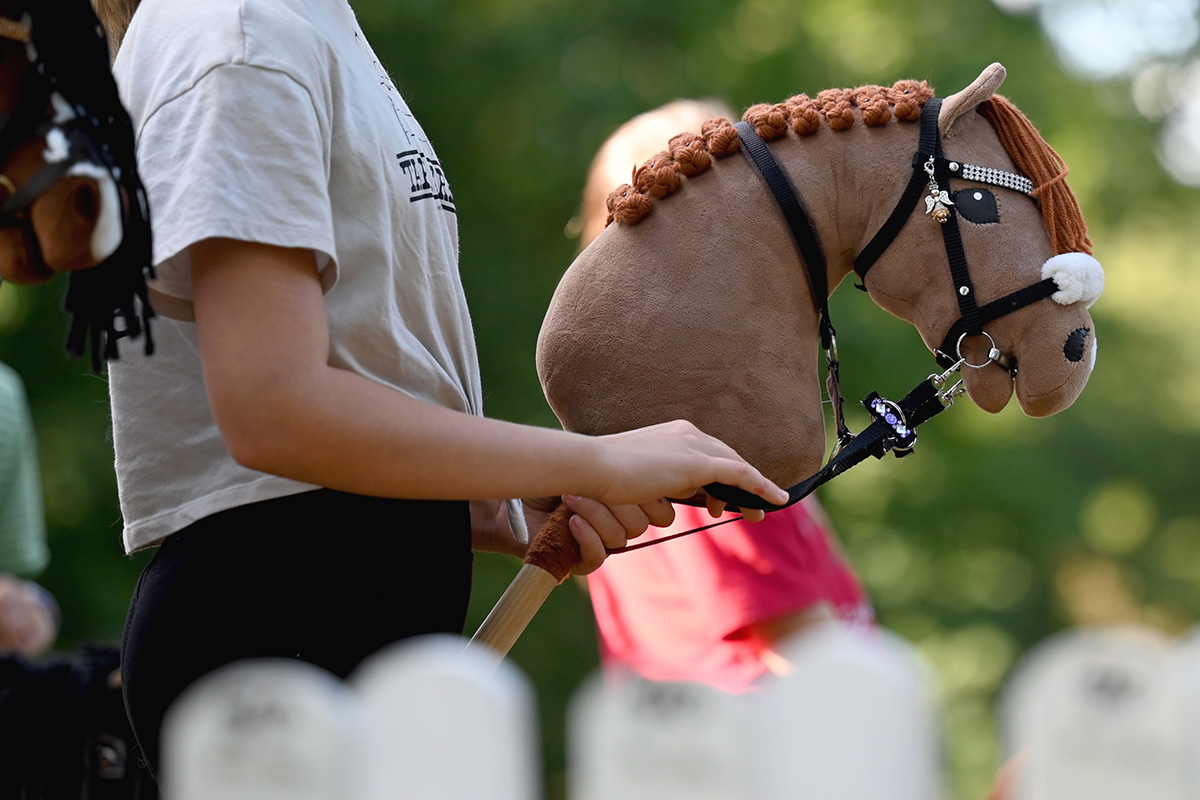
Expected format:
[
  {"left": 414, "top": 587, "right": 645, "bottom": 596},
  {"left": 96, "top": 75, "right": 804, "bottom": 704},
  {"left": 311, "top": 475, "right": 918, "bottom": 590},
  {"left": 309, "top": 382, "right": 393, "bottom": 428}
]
[
  {"left": 698, "top": 96, "right": 1058, "bottom": 514},
  {"left": 733, "top": 121, "right": 833, "bottom": 351},
  {"left": 854, "top": 100, "right": 945, "bottom": 281},
  {"left": 690, "top": 113, "right": 961, "bottom": 513},
  {"left": 734, "top": 120, "right": 854, "bottom": 446},
  {"left": 855, "top": 99, "right": 1059, "bottom": 369}
]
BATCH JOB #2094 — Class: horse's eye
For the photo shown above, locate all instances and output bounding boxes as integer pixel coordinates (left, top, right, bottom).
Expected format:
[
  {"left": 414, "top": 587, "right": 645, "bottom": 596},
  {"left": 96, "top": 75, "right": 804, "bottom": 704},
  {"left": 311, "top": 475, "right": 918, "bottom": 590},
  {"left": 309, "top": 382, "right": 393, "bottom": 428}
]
[{"left": 953, "top": 188, "right": 999, "bottom": 224}]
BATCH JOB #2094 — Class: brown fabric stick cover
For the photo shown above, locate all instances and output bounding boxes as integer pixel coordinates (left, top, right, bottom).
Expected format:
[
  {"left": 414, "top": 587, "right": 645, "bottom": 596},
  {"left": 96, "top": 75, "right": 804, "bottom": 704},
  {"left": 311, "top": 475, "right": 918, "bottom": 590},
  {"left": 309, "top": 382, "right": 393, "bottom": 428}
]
[{"left": 523, "top": 503, "right": 581, "bottom": 583}]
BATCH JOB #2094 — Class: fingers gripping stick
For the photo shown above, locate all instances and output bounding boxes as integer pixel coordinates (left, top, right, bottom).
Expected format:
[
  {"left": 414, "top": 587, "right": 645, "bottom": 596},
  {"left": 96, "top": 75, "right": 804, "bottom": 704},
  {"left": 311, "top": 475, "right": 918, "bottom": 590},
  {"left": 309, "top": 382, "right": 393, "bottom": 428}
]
[{"left": 469, "top": 502, "right": 582, "bottom": 658}]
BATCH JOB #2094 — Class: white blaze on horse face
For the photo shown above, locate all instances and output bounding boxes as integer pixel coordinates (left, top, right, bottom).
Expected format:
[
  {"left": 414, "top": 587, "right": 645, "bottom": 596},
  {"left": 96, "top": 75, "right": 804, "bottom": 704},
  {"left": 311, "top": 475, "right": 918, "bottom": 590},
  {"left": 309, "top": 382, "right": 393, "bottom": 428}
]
[
  {"left": 50, "top": 92, "right": 77, "bottom": 124},
  {"left": 42, "top": 127, "right": 70, "bottom": 162},
  {"left": 71, "top": 163, "right": 122, "bottom": 261}
]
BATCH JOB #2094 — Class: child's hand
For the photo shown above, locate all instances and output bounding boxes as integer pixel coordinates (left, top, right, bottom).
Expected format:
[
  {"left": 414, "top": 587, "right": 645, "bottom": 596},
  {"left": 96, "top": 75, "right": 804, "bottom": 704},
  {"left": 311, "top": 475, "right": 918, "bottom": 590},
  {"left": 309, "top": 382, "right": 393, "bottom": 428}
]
[
  {"left": 469, "top": 500, "right": 529, "bottom": 558},
  {"left": 592, "top": 420, "right": 788, "bottom": 509},
  {"left": 560, "top": 495, "right": 675, "bottom": 574},
  {"left": 0, "top": 576, "right": 57, "bottom": 656}
]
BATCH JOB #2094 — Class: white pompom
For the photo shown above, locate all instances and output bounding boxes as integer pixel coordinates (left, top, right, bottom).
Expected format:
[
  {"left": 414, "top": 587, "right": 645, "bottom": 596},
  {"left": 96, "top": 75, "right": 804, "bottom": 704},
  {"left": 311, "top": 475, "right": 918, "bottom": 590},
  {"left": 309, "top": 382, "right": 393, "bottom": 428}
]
[{"left": 1042, "top": 252, "right": 1104, "bottom": 308}]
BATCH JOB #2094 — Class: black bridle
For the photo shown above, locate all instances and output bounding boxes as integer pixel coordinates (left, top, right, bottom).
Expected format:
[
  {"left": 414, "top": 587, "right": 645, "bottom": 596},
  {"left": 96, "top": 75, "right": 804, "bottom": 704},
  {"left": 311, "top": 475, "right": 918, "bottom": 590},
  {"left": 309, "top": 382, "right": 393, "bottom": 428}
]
[
  {"left": 0, "top": 3, "right": 154, "bottom": 370},
  {"left": 701, "top": 98, "right": 1060, "bottom": 513},
  {"left": 853, "top": 99, "right": 1059, "bottom": 371}
]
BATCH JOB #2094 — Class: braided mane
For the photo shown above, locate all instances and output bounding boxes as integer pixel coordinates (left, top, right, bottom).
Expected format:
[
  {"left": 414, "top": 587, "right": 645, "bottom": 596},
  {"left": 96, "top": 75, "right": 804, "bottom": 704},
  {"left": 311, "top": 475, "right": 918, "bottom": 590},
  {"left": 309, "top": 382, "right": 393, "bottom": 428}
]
[
  {"left": 605, "top": 80, "right": 1092, "bottom": 259},
  {"left": 605, "top": 79, "right": 935, "bottom": 227}
]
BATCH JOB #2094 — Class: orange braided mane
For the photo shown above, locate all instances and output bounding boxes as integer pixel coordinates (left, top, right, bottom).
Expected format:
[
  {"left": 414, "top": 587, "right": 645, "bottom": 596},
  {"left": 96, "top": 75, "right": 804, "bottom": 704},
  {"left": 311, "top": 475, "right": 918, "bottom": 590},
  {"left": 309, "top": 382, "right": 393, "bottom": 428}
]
[
  {"left": 605, "top": 79, "right": 935, "bottom": 227},
  {"left": 605, "top": 82, "right": 1092, "bottom": 259}
]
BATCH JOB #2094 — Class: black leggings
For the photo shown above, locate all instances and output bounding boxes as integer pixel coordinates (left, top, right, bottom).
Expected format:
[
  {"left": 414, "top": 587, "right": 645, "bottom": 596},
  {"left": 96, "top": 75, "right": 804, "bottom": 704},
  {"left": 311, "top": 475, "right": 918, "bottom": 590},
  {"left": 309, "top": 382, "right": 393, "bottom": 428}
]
[{"left": 121, "top": 489, "right": 473, "bottom": 777}]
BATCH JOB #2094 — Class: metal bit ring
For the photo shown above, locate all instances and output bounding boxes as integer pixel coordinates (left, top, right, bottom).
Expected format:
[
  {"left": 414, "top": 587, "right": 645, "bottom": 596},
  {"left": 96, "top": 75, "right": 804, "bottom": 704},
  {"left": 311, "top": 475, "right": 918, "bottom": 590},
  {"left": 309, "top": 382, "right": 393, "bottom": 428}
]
[{"left": 956, "top": 331, "right": 1003, "bottom": 370}]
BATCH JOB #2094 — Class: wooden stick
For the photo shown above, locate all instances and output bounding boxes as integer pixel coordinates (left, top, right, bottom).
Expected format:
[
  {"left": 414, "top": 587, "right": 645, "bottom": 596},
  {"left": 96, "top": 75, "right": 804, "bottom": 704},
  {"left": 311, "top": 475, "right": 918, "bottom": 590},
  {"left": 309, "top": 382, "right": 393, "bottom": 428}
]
[{"left": 469, "top": 503, "right": 581, "bottom": 657}]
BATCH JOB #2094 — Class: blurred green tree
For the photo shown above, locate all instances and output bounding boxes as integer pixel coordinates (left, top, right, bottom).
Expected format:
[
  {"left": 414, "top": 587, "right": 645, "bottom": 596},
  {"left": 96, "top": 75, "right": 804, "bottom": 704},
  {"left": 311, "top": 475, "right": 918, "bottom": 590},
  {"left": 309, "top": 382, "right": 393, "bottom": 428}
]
[{"left": 2, "top": 0, "right": 1196, "bottom": 798}]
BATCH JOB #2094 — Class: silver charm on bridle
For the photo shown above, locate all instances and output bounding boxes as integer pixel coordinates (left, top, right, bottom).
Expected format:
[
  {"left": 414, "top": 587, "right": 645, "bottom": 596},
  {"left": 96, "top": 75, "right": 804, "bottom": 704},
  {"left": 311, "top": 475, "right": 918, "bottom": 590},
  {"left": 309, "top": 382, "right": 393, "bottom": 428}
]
[{"left": 923, "top": 156, "right": 954, "bottom": 223}]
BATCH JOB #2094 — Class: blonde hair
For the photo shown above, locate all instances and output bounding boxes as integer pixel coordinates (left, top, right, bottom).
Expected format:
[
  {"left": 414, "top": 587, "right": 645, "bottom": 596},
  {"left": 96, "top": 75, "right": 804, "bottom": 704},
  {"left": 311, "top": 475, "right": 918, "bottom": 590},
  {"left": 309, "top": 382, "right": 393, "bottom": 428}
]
[
  {"left": 91, "top": 0, "right": 140, "bottom": 59},
  {"left": 575, "top": 99, "right": 734, "bottom": 247}
]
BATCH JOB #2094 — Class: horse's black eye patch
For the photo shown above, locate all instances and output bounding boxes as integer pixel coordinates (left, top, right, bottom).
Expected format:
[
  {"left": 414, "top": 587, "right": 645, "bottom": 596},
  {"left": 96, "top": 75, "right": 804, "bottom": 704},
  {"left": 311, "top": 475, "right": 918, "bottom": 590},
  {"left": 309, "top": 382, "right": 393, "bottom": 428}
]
[{"left": 953, "top": 188, "right": 999, "bottom": 224}]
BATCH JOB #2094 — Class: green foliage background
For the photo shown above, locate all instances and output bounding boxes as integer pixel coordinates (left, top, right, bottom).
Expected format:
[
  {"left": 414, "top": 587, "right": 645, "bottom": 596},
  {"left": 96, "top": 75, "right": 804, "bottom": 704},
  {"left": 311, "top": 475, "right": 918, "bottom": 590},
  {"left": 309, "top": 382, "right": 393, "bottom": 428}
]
[{"left": 1, "top": 1, "right": 1197, "bottom": 798}]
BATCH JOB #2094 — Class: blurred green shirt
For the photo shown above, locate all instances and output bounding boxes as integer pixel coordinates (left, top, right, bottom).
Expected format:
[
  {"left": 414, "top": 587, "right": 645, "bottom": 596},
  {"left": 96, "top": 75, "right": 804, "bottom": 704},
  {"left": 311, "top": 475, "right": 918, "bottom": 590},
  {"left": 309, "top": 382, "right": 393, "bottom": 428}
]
[{"left": 0, "top": 362, "right": 47, "bottom": 576}]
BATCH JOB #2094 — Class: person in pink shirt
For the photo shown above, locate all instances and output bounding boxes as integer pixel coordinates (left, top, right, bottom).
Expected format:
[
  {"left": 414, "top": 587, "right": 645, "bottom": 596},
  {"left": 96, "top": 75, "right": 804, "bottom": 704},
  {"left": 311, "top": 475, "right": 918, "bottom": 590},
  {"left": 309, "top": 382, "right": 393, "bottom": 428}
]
[{"left": 575, "top": 100, "right": 874, "bottom": 693}]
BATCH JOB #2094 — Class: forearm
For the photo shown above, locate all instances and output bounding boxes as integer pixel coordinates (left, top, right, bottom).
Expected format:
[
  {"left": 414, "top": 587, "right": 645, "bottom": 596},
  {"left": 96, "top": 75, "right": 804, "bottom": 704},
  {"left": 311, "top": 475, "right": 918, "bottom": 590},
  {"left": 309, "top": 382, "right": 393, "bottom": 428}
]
[
  {"left": 192, "top": 238, "right": 786, "bottom": 512},
  {"left": 219, "top": 362, "right": 611, "bottom": 502}
]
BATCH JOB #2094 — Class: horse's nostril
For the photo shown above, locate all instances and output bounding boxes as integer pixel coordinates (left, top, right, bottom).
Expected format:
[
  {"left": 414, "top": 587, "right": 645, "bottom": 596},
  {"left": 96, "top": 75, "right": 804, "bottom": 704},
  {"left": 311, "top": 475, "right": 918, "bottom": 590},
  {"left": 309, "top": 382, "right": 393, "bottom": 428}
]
[
  {"left": 72, "top": 181, "right": 100, "bottom": 225},
  {"left": 1064, "top": 327, "right": 1090, "bottom": 363}
]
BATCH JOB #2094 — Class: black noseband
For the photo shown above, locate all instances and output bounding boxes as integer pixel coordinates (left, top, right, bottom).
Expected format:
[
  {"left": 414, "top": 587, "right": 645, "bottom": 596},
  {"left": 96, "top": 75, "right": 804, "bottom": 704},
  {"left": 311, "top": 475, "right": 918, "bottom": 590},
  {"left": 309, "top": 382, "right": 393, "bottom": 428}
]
[{"left": 854, "top": 99, "right": 1059, "bottom": 370}]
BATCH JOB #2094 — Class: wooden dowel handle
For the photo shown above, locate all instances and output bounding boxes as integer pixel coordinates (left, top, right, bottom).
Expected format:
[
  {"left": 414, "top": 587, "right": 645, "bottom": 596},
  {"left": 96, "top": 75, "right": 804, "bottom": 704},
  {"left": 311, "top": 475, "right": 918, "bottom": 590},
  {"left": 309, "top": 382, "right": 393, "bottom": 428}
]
[
  {"left": 468, "top": 563, "right": 558, "bottom": 657},
  {"left": 468, "top": 502, "right": 583, "bottom": 657}
]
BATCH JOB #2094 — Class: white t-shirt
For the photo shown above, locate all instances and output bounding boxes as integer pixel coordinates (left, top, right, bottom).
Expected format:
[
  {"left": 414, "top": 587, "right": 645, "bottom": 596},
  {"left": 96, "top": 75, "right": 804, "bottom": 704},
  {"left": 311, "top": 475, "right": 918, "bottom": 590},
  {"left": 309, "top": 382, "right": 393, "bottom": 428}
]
[{"left": 109, "top": 0, "right": 484, "bottom": 553}]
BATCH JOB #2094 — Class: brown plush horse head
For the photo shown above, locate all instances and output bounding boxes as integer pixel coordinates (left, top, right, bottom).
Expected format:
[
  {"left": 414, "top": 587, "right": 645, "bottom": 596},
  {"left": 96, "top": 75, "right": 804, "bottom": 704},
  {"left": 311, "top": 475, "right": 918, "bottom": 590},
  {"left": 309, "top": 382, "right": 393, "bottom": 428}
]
[
  {"left": 538, "top": 64, "right": 1101, "bottom": 491},
  {"left": 0, "top": 0, "right": 153, "bottom": 367},
  {"left": 0, "top": 4, "right": 112, "bottom": 282}
]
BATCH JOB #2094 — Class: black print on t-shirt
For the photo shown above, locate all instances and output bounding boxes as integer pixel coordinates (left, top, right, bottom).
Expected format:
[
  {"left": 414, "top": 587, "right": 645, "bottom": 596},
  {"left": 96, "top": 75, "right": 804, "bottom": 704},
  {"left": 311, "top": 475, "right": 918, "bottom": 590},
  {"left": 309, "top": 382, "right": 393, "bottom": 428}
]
[
  {"left": 353, "top": 31, "right": 457, "bottom": 214},
  {"left": 396, "top": 149, "right": 456, "bottom": 214}
]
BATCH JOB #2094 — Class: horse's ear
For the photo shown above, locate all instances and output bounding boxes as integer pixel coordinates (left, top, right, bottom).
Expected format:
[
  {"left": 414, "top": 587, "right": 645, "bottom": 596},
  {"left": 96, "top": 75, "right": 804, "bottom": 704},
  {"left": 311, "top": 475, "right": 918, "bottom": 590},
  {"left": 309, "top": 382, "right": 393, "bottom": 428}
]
[{"left": 939, "top": 62, "right": 1007, "bottom": 137}]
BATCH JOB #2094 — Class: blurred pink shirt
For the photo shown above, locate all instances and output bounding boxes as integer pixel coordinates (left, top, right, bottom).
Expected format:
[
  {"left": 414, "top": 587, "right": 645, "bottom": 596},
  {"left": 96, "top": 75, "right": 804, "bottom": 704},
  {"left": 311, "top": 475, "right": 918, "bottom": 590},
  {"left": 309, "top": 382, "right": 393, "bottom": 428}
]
[{"left": 588, "top": 500, "right": 873, "bottom": 694}]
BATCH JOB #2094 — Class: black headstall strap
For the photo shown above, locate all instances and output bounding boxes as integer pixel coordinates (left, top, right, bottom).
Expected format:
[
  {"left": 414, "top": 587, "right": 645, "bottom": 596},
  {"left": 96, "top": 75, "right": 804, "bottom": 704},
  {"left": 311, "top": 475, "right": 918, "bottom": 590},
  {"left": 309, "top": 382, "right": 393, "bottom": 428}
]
[
  {"left": 855, "top": 100, "right": 983, "bottom": 362},
  {"left": 733, "top": 120, "right": 853, "bottom": 448},
  {"left": 676, "top": 93, "right": 1071, "bottom": 521},
  {"left": 733, "top": 121, "right": 833, "bottom": 350},
  {"left": 688, "top": 114, "right": 967, "bottom": 515},
  {"left": 854, "top": 98, "right": 1059, "bottom": 370}
]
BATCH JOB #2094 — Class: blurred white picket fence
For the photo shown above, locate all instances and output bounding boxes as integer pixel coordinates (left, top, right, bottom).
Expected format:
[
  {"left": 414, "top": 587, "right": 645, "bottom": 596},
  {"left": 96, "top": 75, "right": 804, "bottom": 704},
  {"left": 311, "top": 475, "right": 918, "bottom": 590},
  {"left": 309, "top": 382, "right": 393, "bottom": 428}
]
[{"left": 160, "top": 624, "right": 1200, "bottom": 800}]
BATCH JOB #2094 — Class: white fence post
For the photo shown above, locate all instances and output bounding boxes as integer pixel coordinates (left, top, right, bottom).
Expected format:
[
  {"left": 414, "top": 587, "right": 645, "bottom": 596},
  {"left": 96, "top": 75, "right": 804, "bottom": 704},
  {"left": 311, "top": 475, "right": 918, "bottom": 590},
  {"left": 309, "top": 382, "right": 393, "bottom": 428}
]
[
  {"left": 999, "top": 625, "right": 1190, "bottom": 800},
  {"left": 350, "top": 633, "right": 540, "bottom": 800},
  {"left": 753, "top": 623, "right": 943, "bottom": 800},
  {"left": 161, "top": 658, "right": 368, "bottom": 800},
  {"left": 568, "top": 672, "right": 759, "bottom": 800}
]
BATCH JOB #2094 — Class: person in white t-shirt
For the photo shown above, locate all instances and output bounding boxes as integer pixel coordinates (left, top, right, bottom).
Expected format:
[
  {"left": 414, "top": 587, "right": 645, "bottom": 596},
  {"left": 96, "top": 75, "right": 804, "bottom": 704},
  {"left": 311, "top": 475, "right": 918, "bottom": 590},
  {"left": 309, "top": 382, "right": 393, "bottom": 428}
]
[{"left": 94, "top": 0, "right": 787, "bottom": 779}]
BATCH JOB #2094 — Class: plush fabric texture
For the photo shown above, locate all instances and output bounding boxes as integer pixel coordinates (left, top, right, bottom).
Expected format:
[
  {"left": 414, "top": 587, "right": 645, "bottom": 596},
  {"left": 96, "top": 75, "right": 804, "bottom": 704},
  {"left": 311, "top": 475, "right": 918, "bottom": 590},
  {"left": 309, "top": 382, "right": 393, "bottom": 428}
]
[
  {"left": 1043, "top": 252, "right": 1104, "bottom": 308},
  {"left": 537, "top": 64, "right": 1098, "bottom": 488}
]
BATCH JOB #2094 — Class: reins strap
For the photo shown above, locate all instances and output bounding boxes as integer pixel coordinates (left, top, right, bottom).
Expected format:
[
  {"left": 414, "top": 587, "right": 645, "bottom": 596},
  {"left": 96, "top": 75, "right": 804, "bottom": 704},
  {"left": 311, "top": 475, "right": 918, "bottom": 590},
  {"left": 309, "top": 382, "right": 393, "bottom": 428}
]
[
  {"left": 607, "top": 514, "right": 746, "bottom": 554},
  {"left": 701, "top": 372, "right": 954, "bottom": 512}
]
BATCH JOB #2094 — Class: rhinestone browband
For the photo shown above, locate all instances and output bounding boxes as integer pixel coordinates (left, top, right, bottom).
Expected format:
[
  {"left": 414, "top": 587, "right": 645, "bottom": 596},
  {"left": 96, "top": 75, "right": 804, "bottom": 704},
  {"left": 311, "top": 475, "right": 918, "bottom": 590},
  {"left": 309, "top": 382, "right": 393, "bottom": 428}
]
[{"left": 949, "top": 161, "right": 1035, "bottom": 196}]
